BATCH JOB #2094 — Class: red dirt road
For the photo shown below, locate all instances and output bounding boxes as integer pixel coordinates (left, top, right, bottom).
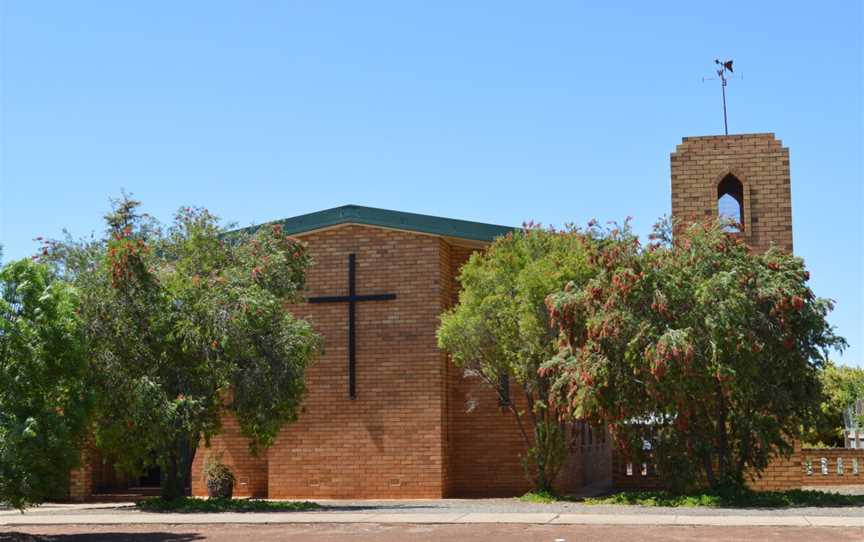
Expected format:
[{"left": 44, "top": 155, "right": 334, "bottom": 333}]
[{"left": 4, "top": 523, "right": 863, "bottom": 542}]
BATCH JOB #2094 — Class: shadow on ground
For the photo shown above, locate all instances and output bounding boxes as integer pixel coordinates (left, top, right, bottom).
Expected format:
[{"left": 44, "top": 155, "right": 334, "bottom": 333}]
[{"left": 1, "top": 533, "right": 203, "bottom": 542}]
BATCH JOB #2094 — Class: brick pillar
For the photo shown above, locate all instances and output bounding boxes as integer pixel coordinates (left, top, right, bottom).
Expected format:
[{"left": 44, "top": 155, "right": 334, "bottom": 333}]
[{"left": 68, "top": 450, "right": 94, "bottom": 502}]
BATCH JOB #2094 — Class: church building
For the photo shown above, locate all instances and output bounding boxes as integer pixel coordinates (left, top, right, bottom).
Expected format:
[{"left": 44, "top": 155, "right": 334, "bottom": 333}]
[
  {"left": 190, "top": 205, "right": 535, "bottom": 499},
  {"left": 69, "top": 132, "right": 794, "bottom": 500}
]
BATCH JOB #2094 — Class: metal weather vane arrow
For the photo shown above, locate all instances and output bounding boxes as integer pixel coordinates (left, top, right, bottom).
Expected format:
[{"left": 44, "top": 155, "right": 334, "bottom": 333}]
[{"left": 702, "top": 59, "right": 741, "bottom": 135}]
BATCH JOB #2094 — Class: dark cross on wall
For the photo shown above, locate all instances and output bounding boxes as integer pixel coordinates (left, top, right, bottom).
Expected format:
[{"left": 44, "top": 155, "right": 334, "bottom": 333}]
[{"left": 308, "top": 254, "right": 396, "bottom": 399}]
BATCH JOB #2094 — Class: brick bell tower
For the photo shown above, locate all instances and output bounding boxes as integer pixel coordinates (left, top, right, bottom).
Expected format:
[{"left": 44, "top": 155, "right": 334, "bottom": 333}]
[{"left": 670, "top": 133, "right": 793, "bottom": 253}]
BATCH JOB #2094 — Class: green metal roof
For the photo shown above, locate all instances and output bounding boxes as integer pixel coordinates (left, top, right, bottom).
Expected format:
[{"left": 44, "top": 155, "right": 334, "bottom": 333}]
[{"left": 251, "top": 205, "right": 514, "bottom": 243}]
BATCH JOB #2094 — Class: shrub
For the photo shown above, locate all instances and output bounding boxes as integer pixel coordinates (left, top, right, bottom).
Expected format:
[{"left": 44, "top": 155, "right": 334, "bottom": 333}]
[{"left": 203, "top": 452, "right": 236, "bottom": 499}]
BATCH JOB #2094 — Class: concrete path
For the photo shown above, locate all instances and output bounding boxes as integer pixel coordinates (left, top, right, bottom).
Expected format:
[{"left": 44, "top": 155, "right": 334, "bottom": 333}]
[
  {"left": 2, "top": 502, "right": 863, "bottom": 527},
  {"left": 6, "top": 523, "right": 863, "bottom": 542}
]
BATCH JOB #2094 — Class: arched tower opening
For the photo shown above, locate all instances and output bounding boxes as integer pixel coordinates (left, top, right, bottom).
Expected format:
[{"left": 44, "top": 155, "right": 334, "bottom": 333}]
[
  {"left": 670, "top": 133, "right": 792, "bottom": 253},
  {"left": 717, "top": 174, "right": 744, "bottom": 232}
]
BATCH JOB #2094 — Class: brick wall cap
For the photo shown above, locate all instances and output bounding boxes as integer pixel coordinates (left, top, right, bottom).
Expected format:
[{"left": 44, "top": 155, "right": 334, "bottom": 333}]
[{"left": 680, "top": 133, "right": 777, "bottom": 142}]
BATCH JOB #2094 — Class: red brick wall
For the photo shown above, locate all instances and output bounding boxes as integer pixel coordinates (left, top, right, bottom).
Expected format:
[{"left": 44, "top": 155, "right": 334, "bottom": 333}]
[
  {"left": 445, "top": 364, "right": 534, "bottom": 496},
  {"left": 438, "top": 240, "right": 454, "bottom": 495},
  {"left": 195, "top": 225, "right": 451, "bottom": 499},
  {"left": 576, "top": 423, "right": 612, "bottom": 487},
  {"left": 68, "top": 449, "right": 94, "bottom": 502},
  {"left": 671, "top": 133, "right": 793, "bottom": 253},
  {"left": 749, "top": 447, "right": 864, "bottom": 490},
  {"left": 189, "top": 225, "right": 573, "bottom": 499},
  {"left": 799, "top": 448, "right": 864, "bottom": 486},
  {"left": 747, "top": 445, "right": 803, "bottom": 491},
  {"left": 444, "top": 243, "right": 528, "bottom": 496},
  {"left": 611, "top": 445, "right": 864, "bottom": 492},
  {"left": 443, "top": 243, "right": 575, "bottom": 496},
  {"left": 191, "top": 412, "right": 269, "bottom": 498},
  {"left": 611, "top": 450, "right": 665, "bottom": 491}
]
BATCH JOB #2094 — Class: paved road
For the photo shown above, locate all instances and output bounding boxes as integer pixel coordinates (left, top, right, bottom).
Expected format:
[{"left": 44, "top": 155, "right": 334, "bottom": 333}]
[{"left": 3, "top": 523, "right": 864, "bottom": 542}]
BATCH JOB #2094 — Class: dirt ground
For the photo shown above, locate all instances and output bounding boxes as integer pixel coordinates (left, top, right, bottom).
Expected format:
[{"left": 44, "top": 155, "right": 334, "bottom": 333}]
[{"left": 3, "top": 523, "right": 863, "bottom": 542}]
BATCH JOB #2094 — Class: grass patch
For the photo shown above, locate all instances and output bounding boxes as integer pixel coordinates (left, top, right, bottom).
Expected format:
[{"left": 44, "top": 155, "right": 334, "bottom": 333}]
[
  {"left": 519, "top": 491, "right": 579, "bottom": 504},
  {"left": 519, "top": 490, "right": 559, "bottom": 504},
  {"left": 136, "top": 497, "right": 321, "bottom": 513},
  {"left": 583, "top": 488, "right": 864, "bottom": 508}
]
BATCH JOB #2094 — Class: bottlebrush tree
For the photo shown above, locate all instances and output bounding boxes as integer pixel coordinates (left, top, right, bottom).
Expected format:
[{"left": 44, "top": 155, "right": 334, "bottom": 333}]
[
  {"left": 42, "top": 195, "right": 321, "bottom": 500},
  {"left": 437, "top": 223, "right": 596, "bottom": 492},
  {"left": 542, "top": 218, "right": 845, "bottom": 492}
]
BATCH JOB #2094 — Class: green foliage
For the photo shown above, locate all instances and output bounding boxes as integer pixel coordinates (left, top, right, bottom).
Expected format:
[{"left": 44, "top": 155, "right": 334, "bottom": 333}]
[
  {"left": 437, "top": 224, "right": 595, "bottom": 492},
  {"left": 803, "top": 361, "right": 864, "bottom": 447},
  {"left": 42, "top": 196, "right": 321, "bottom": 500},
  {"left": 518, "top": 490, "right": 571, "bottom": 503},
  {"left": 584, "top": 488, "right": 864, "bottom": 508},
  {"left": 202, "top": 451, "right": 235, "bottom": 499},
  {"left": 0, "top": 259, "right": 91, "bottom": 509},
  {"left": 135, "top": 496, "right": 320, "bottom": 513},
  {"left": 544, "top": 218, "right": 845, "bottom": 492},
  {"left": 202, "top": 452, "right": 236, "bottom": 486}
]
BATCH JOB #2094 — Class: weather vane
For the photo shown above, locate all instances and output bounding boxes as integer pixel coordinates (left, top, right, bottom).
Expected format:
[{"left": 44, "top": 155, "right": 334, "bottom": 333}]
[{"left": 702, "top": 59, "right": 739, "bottom": 135}]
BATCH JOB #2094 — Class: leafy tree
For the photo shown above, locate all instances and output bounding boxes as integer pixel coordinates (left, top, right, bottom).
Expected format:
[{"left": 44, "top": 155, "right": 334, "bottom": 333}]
[
  {"left": 544, "top": 218, "right": 845, "bottom": 492},
  {"left": 0, "top": 259, "right": 91, "bottom": 509},
  {"left": 803, "top": 361, "right": 864, "bottom": 447},
  {"left": 44, "top": 196, "right": 321, "bottom": 499},
  {"left": 437, "top": 224, "right": 595, "bottom": 492}
]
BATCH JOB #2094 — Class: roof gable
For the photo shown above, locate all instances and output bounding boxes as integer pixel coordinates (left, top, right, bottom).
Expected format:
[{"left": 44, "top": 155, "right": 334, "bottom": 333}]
[{"left": 252, "top": 205, "right": 514, "bottom": 243}]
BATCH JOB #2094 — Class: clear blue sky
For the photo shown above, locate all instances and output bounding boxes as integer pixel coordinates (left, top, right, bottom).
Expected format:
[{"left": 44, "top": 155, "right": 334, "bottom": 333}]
[{"left": 1, "top": 2, "right": 861, "bottom": 365}]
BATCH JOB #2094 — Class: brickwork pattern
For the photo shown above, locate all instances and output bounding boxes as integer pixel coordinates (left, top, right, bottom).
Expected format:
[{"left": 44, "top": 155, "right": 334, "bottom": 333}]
[
  {"left": 671, "top": 133, "right": 793, "bottom": 253},
  {"left": 611, "top": 450, "right": 664, "bottom": 491},
  {"left": 749, "top": 448, "right": 864, "bottom": 490},
  {"left": 191, "top": 412, "right": 269, "bottom": 498},
  {"left": 68, "top": 450, "right": 94, "bottom": 502},
  {"left": 193, "top": 225, "right": 452, "bottom": 499},
  {"left": 443, "top": 244, "right": 583, "bottom": 496},
  {"left": 190, "top": 225, "right": 569, "bottom": 499},
  {"left": 443, "top": 244, "right": 533, "bottom": 496},
  {"left": 612, "top": 446, "right": 864, "bottom": 492},
  {"left": 577, "top": 424, "right": 612, "bottom": 487},
  {"left": 747, "top": 445, "right": 804, "bottom": 491},
  {"left": 797, "top": 448, "right": 864, "bottom": 486}
]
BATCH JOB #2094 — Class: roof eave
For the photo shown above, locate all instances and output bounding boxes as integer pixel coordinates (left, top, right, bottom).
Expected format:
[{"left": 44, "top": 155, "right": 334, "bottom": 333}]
[{"left": 249, "top": 205, "right": 514, "bottom": 243}]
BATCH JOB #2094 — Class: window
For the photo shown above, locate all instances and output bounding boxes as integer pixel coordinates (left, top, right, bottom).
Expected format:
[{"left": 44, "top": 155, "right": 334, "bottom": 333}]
[{"left": 717, "top": 174, "right": 744, "bottom": 232}]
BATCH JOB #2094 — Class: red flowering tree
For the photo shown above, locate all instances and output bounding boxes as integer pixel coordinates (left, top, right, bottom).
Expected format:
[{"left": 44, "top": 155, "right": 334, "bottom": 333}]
[
  {"left": 543, "top": 218, "right": 845, "bottom": 491},
  {"left": 437, "top": 224, "right": 596, "bottom": 492},
  {"left": 44, "top": 196, "right": 320, "bottom": 499}
]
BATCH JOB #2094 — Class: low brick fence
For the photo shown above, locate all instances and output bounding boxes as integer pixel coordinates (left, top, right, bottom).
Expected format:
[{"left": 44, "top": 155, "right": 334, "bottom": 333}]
[
  {"left": 749, "top": 447, "right": 864, "bottom": 490},
  {"left": 799, "top": 448, "right": 863, "bottom": 485},
  {"left": 611, "top": 453, "right": 663, "bottom": 491},
  {"left": 611, "top": 447, "right": 864, "bottom": 492}
]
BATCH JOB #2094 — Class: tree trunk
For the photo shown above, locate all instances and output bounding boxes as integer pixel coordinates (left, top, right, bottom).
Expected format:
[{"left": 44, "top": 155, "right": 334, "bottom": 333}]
[
  {"left": 702, "top": 451, "right": 717, "bottom": 488},
  {"left": 181, "top": 438, "right": 197, "bottom": 497},
  {"left": 715, "top": 379, "right": 729, "bottom": 484},
  {"left": 533, "top": 420, "right": 550, "bottom": 492},
  {"left": 160, "top": 440, "right": 184, "bottom": 500}
]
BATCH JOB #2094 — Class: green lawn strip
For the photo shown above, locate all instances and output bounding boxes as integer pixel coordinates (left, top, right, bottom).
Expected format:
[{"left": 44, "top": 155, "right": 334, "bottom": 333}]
[
  {"left": 518, "top": 490, "right": 579, "bottom": 504},
  {"left": 136, "top": 497, "right": 321, "bottom": 513},
  {"left": 519, "top": 488, "right": 864, "bottom": 508}
]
